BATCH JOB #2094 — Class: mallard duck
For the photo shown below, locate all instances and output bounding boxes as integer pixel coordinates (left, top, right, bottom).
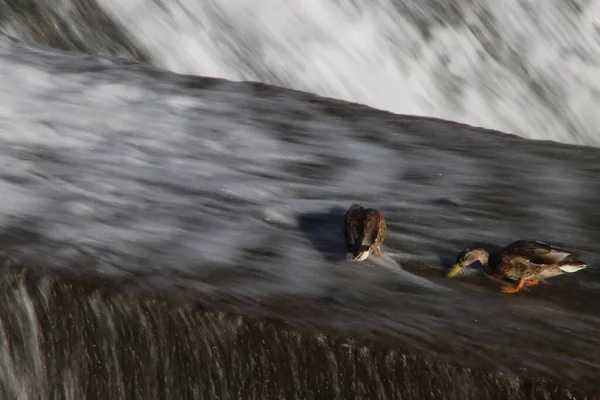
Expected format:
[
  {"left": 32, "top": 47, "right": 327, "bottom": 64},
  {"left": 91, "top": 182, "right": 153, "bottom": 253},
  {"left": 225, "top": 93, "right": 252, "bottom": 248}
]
[
  {"left": 447, "top": 240, "right": 587, "bottom": 293},
  {"left": 343, "top": 204, "right": 387, "bottom": 262}
]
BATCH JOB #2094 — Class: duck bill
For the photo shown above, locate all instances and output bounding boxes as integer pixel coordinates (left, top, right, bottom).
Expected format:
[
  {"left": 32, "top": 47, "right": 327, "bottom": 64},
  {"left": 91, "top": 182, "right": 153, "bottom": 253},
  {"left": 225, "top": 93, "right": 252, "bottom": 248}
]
[
  {"left": 446, "top": 263, "right": 464, "bottom": 278},
  {"left": 348, "top": 251, "right": 370, "bottom": 262}
]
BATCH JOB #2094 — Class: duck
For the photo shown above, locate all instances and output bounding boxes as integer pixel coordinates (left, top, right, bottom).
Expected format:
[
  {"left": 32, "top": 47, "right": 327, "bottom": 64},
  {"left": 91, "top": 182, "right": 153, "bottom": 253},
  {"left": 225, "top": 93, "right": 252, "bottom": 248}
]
[
  {"left": 343, "top": 204, "right": 387, "bottom": 262},
  {"left": 446, "top": 240, "right": 587, "bottom": 293}
]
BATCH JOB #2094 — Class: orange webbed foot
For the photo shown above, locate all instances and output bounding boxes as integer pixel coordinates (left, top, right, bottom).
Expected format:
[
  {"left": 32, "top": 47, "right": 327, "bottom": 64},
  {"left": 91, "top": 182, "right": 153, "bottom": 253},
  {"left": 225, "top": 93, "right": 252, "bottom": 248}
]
[
  {"left": 500, "top": 285, "right": 519, "bottom": 293},
  {"left": 500, "top": 278, "right": 525, "bottom": 294},
  {"left": 524, "top": 279, "right": 539, "bottom": 286}
]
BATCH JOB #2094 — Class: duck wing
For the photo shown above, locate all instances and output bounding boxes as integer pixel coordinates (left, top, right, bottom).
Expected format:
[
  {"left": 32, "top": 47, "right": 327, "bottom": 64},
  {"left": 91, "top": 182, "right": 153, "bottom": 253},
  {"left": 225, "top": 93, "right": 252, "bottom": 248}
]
[
  {"left": 503, "top": 240, "right": 578, "bottom": 265},
  {"left": 365, "top": 208, "right": 386, "bottom": 245}
]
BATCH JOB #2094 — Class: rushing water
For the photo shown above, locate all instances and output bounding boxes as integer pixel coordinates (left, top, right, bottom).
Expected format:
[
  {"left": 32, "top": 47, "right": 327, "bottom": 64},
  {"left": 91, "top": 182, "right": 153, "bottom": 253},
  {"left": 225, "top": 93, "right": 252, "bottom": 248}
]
[
  {"left": 6, "top": 0, "right": 600, "bottom": 146},
  {"left": 0, "top": 267, "right": 593, "bottom": 400},
  {"left": 1, "top": 1, "right": 600, "bottom": 398}
]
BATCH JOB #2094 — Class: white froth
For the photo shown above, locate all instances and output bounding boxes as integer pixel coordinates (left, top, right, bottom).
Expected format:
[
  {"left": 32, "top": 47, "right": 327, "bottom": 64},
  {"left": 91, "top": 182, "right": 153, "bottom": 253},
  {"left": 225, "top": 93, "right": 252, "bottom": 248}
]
[{"left": 96, "top": 0, "right": 600, "bottom": 146}]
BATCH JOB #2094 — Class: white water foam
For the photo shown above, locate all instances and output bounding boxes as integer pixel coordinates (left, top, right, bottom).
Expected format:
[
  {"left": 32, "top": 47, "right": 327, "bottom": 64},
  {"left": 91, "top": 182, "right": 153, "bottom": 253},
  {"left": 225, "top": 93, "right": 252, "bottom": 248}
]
[{"left": 96, "top": 0, "right": 600, "bottom": 146}]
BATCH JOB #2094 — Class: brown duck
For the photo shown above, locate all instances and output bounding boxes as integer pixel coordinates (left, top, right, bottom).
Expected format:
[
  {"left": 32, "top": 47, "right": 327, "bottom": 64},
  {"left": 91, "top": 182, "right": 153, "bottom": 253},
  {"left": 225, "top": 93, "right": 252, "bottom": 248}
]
[
  {"left": 343, "top": 204, "right": 387, "bottom": 262},
  {"left": 447, "top": 240, "right": 587, "bottom": 293}
]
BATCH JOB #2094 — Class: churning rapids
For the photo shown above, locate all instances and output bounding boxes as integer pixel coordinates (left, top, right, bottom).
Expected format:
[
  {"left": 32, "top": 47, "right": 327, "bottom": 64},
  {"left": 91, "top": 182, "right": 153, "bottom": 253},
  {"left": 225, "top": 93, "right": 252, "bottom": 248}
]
[{"left": 0, "top": 34, "right": 600, "bottom": 399}]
